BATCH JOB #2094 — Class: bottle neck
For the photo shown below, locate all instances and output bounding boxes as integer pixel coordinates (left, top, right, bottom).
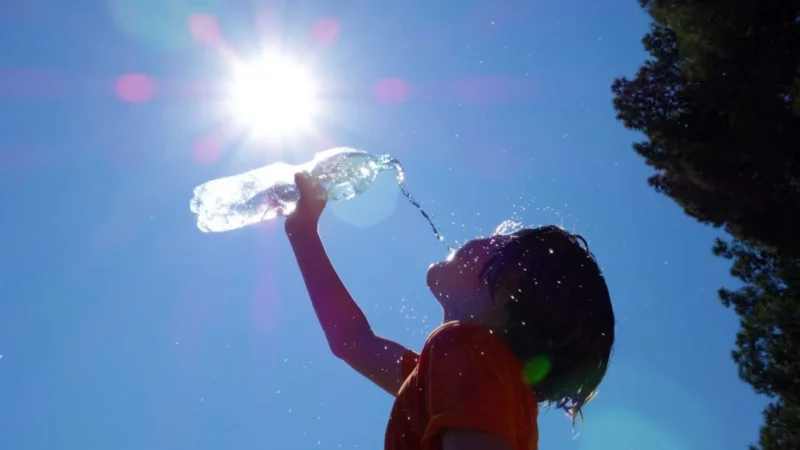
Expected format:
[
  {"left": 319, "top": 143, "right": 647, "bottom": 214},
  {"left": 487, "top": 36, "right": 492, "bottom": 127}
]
[{"left": 376, "top": 154, "right": 405, "bottom": 183}]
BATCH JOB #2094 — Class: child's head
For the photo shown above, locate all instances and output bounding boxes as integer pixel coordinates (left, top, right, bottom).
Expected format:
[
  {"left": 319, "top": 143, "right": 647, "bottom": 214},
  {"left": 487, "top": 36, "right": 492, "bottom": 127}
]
[{"left": 426, "top": 225, "right": 614, "bottom": 419}]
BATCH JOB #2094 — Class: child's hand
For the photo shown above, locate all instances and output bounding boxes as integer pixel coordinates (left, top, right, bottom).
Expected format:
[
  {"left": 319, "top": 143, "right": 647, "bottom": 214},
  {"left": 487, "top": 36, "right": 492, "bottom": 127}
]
[{"left": 285, "top": 172, "right": 327, "bottom": 233}]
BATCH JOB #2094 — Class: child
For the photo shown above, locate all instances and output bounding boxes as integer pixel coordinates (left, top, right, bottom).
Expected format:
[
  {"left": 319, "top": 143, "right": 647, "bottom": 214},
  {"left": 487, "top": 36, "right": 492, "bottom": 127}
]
[{"left": 285, "top": 173, "right": 615, "bottom": 450}]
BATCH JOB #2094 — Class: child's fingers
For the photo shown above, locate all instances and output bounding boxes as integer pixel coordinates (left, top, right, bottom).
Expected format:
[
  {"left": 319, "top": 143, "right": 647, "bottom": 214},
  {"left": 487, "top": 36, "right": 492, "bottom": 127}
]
[
  {"left": 295, "top": 172, "right": 316, "bottom": 197},
  {"left": 295, "top": 172, "right": 325, "bottom": 204},
  {"left": 294, "top": 171, "right": 309, "bottom": 189}
]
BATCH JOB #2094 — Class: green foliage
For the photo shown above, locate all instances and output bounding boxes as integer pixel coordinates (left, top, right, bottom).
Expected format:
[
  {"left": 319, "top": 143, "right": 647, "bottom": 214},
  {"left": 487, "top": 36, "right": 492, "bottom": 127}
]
[
  {"left": 612, "top": 1, "right": 800, "bottom": 448},
  {"left": 714, "top": 239, "right": 800, "bottom": 449}
]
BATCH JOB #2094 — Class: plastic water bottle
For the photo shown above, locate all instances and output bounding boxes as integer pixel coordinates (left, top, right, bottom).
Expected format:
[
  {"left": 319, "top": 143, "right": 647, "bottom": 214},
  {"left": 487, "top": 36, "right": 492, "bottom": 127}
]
[{"left": 190, "top": 147, "right": 405, "bottom": 233}]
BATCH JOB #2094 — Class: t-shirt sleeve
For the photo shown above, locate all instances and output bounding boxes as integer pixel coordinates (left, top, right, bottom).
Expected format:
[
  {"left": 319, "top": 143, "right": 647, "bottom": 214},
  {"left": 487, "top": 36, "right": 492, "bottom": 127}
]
[
  {"left": 420, "top": 325, "right": 522, "bottom": 449},
  {"left": 401, "top": 349, "right": 420, "bottom": 381}
]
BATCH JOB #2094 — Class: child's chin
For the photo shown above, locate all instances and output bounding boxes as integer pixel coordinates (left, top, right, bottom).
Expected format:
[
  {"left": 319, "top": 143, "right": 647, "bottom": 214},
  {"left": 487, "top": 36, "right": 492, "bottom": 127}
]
[{"left": 426, "top": 258, "right": 451, "bottom": 284}]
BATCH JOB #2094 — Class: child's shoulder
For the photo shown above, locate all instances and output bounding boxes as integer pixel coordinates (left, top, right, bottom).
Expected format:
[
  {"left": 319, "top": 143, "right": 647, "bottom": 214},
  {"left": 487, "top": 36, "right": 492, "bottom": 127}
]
[
  {"left": 425, "top": 320, "right": 494, "bottom": 345},
  {"left": 421, "top": 321, "right": 516, "bottom": 367}
]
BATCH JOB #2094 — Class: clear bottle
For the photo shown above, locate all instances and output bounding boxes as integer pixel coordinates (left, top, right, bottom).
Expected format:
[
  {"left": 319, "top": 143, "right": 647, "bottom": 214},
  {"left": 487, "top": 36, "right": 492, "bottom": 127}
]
[{"left": 189, "top": 147, "right": 404, "bottom": 233}]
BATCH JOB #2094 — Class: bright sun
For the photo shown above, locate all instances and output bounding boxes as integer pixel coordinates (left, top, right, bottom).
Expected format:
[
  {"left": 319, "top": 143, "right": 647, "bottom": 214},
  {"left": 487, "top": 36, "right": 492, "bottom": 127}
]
[{"left": 226, "top": 53, "right": 319, "bottom": 139}]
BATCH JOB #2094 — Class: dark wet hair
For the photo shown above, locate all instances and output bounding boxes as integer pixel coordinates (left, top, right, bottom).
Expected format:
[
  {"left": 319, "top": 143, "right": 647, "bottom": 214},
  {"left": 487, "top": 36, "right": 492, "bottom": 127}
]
[{"left": 480, "top": 225, "right": 615, "bottom": 423}]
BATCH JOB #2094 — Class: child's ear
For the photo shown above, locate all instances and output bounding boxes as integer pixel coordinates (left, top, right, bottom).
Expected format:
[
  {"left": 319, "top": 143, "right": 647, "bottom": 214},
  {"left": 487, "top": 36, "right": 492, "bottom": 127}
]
[
  {"left": 490, "top": 282, "right": 519, "bottom": 313},
  {"left": 491, "top": 282, "right": 511, "bottom": 300},
  {"left": 490, "top": 265, "right": 527, "bottom": 298}
]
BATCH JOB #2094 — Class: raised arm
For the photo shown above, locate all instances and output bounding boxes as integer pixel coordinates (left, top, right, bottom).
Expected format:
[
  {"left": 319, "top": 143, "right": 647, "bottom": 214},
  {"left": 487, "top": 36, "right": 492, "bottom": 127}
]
[{"left": 285, "top": 173, "right": 413, "bottom": 396}]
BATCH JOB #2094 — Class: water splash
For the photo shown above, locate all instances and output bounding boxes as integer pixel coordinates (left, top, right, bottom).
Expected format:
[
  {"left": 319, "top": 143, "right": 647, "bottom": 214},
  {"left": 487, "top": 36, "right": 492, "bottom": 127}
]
[{"left": 493, "top": 219, "right": 524, "bottom": 236}]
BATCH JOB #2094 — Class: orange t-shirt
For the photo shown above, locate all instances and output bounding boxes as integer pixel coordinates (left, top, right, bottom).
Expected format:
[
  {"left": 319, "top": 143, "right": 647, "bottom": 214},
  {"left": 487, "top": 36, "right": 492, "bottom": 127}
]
[{"left": 384, "top": 321, "right": 538, "bottom": 450}]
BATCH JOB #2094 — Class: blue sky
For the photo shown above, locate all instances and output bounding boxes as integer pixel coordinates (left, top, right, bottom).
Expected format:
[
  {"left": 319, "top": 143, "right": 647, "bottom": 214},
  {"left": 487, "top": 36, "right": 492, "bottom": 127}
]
[{"left": 0, "top": 1, "right": 766, "bottom": 449}]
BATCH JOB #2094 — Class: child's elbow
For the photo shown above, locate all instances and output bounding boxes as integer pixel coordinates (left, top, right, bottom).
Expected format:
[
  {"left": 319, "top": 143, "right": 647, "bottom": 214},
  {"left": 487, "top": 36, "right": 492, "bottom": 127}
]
[
  {"left": 328, "top": 337, "right": 356, "bottom": 360},
  {"left": 329, "top": 343, "right": 348, "bottom": 360}
]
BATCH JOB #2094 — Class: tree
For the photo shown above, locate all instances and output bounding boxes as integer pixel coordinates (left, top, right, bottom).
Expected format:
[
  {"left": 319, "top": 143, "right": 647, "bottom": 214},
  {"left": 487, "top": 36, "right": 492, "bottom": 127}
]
[
  {"left": 611, "top": 1, "right": 800, "bottom": 448},
  {"left": 714, "top": 239, "right": 800, "bottom": 448}
]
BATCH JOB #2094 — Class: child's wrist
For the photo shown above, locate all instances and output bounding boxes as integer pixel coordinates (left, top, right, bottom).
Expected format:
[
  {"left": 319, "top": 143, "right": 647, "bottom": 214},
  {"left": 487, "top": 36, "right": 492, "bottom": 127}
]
[{"left": 285, "top": 216, "right": 318, "bottom": 237}]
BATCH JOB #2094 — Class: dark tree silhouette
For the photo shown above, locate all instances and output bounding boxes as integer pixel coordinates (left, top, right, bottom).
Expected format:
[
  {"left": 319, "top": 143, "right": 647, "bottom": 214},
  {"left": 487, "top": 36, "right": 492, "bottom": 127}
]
[{"left": 611, "top": 1, "right": 800, "bottom": 448}]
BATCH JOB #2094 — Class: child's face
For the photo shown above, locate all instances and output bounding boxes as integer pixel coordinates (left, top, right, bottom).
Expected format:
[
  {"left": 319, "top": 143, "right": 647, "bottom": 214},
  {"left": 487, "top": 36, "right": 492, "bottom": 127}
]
[{"left": 426, "top": 235, "right": 513, "bottom": 324}]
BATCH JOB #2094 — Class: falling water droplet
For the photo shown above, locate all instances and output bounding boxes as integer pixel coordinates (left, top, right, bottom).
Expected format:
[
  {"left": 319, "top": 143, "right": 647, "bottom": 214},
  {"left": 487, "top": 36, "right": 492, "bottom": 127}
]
[{"left": 385, "top": 156, "right": 453, "bottom": 251}]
